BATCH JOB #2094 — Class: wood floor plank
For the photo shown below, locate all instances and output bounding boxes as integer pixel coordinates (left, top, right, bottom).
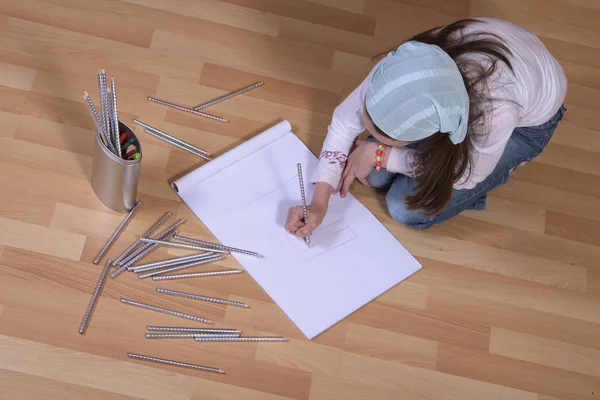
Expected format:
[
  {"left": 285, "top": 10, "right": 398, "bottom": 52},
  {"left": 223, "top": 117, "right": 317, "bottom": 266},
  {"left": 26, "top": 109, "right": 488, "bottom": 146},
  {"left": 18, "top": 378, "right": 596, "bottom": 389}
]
[
  {"left": 190, "top": 378, "right": 297, "bottom": 400},
  {"left": 545, "top": 210, "right": 600, "bottom": 247},
  {"left": 340, "top": 352, "right": 537, "bottom": 400},
  {"left": 492, "top": 180, "right": 600, "bottom": 222},
  {"left": 0, "top": 369, "right": 144, "bottom": 400},
  {"left": 490, "top": 327, "right": 600, "bottom": 377},
  {"left": 255, "top": 337, "right": 344, "bottom": 376},
  {"left": 343, "top": 323, "right": 438, "bottom": 369},
  {"left": 536, "top": 142, "right": 600, "bottom": 177},
  {"left": 0, "top": 0, "right": 155, "bottom": 47},
  {"left": 368, "top": 0, "right": 469, "bottom": 17},
  {"left": 514, "top": 162, "right": 600, "bottom": 199},
  {"left": 0, "top": 137, "right": 91, "bottom": 180},
  {"left": 564, "top": 82, "right": 600, "bottom": 112},
  {"left": 152, "top": 13, "right": 336, "bottom": 72},
  {"left": 437, "top": 343, "right": 600, "bottom": 400},
  {"left": 124, "top": 0, "right": 282, "bottom": 36},
  {"left": 417, "top": 260, "right": 600, "bottom": 326},
  {"left": 552, "top": 124, "right": 600, "bottom": 153},
  {"left": 0, "top": 217, "right": 85, "bottom": 261},
  {"left": 470, "top": 0, "right": 600, "bottom": 50},
  {"left": 543, "top": 36, "right": 600, "bottom": 70},
  {"left": 426, "top": 286, "right": 600, "bottom": 351},
  {"left": 0, "top": 335, "right": 196, "bottom": 400},
  {"left": 429, "top": 214, "right": 600, "bottom": 270},
  {"left": 304, "top": 0, "right": 365, "bottom": 13},
  {"left": 0, "top": 111, "right": 19, "bottom": 138},
  {"left": 0, "top": 86, "right": 28, "bottom": 114},
  {"left": 375, "top": 280, "right": 429, "bottom": 310},
  {"left": 0, "top": 60, "right": 36, "bottom": 91},
  {"left": 461, "top": 196, "right": 546, "bottom": 233},
  {"left": 150, "top": 30, "right": 343, "bottom": 92},
  {"left": 556, "top": 104, "right": 597, "bottom": 132},
  {"left": 309, "top": 375, "right": 407, "bottom": 400},
  {"left": 364, "top": 0, "right": 458, "bottom": 39},
  {"left": 278, "top": 17, "right": 397, "bottom": 58},
  {"left": 396, "top": 230, "right": 587, "bottom": 291},
  {"left": 222, "top": 0, "right": 376, "bottom": 36},
  {"left": 347, "top": 301, "right": 491, "bottom": 351},
  {"left": 0, "top": 17, "right": 202, "bottom": 81},
  {"left": 556, "top": 59, "right": 600, "bottom": 90}
]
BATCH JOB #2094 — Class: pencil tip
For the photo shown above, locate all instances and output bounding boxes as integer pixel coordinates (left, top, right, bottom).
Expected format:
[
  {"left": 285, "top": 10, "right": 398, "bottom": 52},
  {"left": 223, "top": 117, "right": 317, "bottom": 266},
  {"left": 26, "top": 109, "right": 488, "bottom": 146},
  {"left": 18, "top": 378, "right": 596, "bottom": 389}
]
[
  {"left": 218, "top": 369, "right": 226, "bottom": 374},
  {"left": 205, "top": 320, "right": 214, "bottom": 324},
  {"left": 243, "top": 304, "right": 251, "bottom": 308}
]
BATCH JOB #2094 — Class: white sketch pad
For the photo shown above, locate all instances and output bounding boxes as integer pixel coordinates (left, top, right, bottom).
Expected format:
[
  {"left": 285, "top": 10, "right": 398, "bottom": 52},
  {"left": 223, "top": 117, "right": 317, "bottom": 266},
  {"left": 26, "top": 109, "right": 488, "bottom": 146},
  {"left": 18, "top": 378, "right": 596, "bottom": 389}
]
[{"left": 172, "top": 120, "right": 422, "bottom": 339}]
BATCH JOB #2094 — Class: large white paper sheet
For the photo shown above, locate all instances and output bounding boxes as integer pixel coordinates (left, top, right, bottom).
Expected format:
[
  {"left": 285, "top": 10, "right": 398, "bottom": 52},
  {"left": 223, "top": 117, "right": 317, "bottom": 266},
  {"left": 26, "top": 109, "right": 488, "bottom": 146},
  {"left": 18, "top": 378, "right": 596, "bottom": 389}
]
[{"left": 172, "top": 121, "right": 422, "bottom": 339}]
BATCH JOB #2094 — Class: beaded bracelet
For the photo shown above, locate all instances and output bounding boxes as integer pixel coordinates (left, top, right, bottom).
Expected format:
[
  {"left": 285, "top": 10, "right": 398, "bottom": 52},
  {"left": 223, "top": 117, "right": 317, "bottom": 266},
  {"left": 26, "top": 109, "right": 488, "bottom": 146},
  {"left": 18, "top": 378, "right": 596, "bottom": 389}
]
[{"left": 375, "top": 143, "right": 385, "bottom": 171}]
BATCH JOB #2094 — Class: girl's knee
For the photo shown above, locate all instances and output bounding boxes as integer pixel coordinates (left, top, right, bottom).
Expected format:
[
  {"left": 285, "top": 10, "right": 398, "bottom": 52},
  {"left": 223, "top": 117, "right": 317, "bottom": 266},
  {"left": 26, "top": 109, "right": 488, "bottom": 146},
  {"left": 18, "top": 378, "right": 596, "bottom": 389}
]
[
  {"left": 385, "top": 192, "right": 434, "bottom": 229},
  {"left": 367, "top": 169, "right": 396, "bottom": 189}
]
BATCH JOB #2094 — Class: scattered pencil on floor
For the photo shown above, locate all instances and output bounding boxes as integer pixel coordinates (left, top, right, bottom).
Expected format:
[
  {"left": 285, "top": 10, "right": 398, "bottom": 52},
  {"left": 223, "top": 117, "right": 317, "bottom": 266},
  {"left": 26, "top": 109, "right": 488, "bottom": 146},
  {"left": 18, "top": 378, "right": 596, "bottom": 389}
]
[
  {"left": 92, "top": 201, "right": 141, "bottom": 264},
  {"left": 110, "top": 228, "right": 179, "bottom": 279},
  {"left": 146, "top": 326, "right": 242, "bottom": 334},
  {"left": 147, "top": 96, "right": 228, "bottom": 123},
  {"left": 114, "top": 217, "right": 186, "bottom": 268},
  {"left": 112, "top": 211, "right": 172, "bottom": 266},
  {"left": 152, "top": 269, "right": 244, "bottom": 281},
  {"left": 192, "top": 81, "right": 264, "bottom": 110},
  {"left": 194, "top": 336, "right": 288, "bottom": 342},
  {"left": 157, "top": 288, "right": 250, "bottom": 308},
  {"left": 137, "top": 255, "right": 223, "bottom": 279},
  {"left": 139, "top": 237, "right": 229, "bottom": 253},
  {"left": 129, "top": 252, "right": 211, "bottom": 273},
  {"left": 128, "top": 353, "right": 224, "bottom": 374},
  {"left": 79, "top": 259, "right": 112, "bottom": 334},
  {"left": 121, "top": 298, "right": 213, "bottom": 324},
  {"left": 145, "top": 333, "right": 240, "bottom": 339},
  {"left": 132, "top": 119, "right": 212, "bottom": 160},
  {"left": 174, "top": 235, "right": 263, "bottom": 258}
]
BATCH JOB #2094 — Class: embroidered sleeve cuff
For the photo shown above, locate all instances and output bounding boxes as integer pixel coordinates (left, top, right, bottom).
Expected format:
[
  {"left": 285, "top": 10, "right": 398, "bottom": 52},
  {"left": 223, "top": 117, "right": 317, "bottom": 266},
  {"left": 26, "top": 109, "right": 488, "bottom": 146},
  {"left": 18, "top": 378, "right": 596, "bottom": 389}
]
[{"left": 309, "top": 158, "right": 343, "bottom": 189}]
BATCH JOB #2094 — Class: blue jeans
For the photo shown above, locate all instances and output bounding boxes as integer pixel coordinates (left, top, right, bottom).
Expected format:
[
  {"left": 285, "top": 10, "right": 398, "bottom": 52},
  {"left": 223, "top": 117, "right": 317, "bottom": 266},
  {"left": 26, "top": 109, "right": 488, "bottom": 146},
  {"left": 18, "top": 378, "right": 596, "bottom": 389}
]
[{"left": 366, "top": 105, "right": 567, "bottom": 229}]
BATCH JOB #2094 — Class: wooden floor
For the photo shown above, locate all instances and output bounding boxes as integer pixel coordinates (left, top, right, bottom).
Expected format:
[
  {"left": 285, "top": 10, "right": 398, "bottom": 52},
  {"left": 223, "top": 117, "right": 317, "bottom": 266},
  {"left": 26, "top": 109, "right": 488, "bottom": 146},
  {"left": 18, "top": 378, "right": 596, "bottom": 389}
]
[{"left": 1, "top": 0, "right": 599, "bottom": 399}]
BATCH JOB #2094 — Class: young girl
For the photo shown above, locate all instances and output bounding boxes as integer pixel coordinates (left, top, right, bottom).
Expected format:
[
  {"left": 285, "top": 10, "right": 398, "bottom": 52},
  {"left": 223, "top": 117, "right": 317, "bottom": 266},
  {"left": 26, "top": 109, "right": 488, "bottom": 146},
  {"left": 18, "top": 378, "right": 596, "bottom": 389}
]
[{"left": 285, "top": 17, "right": 567, "bottom": 234}]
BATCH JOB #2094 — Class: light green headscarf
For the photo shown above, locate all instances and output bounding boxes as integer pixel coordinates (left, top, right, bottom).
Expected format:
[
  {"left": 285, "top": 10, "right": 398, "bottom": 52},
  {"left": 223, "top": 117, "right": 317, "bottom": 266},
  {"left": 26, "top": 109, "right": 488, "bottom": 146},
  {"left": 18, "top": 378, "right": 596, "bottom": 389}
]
[{"left": 365, "top": 41, "right": 469, "bottom": 144}]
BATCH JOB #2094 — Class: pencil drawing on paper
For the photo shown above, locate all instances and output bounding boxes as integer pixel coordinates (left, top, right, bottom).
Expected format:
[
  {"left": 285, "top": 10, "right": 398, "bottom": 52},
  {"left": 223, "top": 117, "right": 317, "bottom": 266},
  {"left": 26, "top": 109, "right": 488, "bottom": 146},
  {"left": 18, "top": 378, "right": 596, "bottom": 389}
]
[{"left": 242, "top": 175, "right": 357, "bottom": 262}]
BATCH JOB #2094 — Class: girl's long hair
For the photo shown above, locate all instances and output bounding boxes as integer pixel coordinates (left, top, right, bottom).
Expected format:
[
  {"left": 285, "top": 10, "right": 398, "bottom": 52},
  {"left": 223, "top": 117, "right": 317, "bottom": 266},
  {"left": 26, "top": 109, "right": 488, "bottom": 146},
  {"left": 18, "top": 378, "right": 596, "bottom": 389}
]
[{"left": 374, "top": 19, "right": 514, "bottom": 215}]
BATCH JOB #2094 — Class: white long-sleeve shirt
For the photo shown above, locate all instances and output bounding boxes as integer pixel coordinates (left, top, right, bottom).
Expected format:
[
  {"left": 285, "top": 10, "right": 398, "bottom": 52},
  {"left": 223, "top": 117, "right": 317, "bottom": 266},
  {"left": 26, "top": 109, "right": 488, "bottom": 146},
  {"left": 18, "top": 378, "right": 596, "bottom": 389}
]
[{"left": 311, "top": 18, "right": 567, "bottom": 190}]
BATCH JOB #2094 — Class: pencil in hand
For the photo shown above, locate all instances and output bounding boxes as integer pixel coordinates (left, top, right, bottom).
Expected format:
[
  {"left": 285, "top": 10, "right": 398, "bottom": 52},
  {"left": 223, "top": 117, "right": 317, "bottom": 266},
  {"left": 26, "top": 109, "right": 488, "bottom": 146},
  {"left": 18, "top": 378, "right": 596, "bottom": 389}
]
[{"left": 297, "top": 163, "right": 311, "bottom": 248}]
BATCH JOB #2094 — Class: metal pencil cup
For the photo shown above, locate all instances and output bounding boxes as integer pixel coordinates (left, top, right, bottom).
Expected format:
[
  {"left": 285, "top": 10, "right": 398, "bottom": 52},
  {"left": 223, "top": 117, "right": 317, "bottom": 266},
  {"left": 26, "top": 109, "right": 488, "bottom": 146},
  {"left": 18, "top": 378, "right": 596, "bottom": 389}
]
[{"left": 91, "top": 121, "right": 142, "bottom": 212}]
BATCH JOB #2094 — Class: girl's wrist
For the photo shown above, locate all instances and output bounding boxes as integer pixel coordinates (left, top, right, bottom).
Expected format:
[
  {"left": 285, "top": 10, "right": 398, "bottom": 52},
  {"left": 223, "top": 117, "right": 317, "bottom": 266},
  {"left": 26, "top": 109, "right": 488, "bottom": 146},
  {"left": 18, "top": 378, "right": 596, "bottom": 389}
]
[
  {"left": 381, "top": 145, "right": 392, "bottom": 169},
  {"left": 374, "top": 142, "right": 391, "bottom": 170},
  {"left": 311, "top": 182, "right": 332, "bottom": 207}
]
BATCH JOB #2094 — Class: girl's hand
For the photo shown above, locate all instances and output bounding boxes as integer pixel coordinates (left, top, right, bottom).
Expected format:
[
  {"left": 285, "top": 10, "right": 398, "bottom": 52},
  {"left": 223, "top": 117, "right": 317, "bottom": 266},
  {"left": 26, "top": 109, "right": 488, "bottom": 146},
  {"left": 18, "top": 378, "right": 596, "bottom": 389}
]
[
  {"left": 285, "top": 203, "right": 328, "bottom": 238},
  {"left": 335, "top": 139, "right": 379, "bottom": 197}
]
